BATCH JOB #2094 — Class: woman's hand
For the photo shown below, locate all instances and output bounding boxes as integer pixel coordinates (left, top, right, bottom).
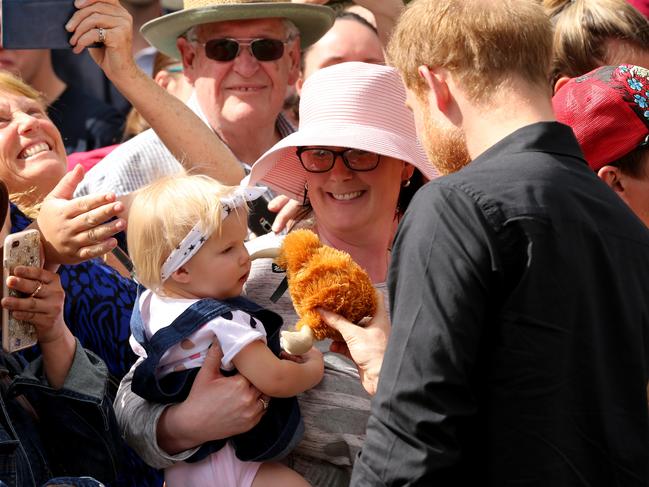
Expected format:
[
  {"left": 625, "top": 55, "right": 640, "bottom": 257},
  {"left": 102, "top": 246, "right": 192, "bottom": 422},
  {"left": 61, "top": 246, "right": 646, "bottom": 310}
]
[
  {"left": 35, "top": 165, "right": 126, "bottom": 267},
  {"left": 157, "top": 340, "right": 268, "bottom": 454},
  {"left": 268, "top": 195, "right": 302, "bottom": 234},
  {"left": 66, "top": 0, "right": 138, "bottom": 79},
  {"left": 318, "top": 289, "right": 390, "bottom": 396},
  {"left": 2, "top": 266, "right": 76, "bottom": 388}
]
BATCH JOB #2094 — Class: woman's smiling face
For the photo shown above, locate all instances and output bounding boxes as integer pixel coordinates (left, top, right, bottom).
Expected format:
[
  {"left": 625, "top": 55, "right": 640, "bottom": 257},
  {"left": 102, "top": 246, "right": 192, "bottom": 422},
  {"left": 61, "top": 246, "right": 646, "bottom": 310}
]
[
  {"left": 303, "top": 147, "right": 411, "bottom": 237},
  {"left": 0, "top": 90, "right": 67, "bottom": 198}
]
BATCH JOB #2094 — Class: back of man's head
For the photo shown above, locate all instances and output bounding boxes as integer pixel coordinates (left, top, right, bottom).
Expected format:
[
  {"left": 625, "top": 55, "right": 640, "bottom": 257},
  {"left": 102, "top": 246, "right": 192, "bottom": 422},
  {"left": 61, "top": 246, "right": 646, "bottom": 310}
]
[{"left": 388, "top": 0, "right": 553, "bottom": 102}]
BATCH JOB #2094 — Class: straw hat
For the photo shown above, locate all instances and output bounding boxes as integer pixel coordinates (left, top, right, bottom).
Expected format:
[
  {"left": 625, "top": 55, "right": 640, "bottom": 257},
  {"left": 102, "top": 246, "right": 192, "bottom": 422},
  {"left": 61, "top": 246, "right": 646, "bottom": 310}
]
[
  {"left": 141, "top": 0, "right": 335, "bottom": 60},
  {"left": 249, "top": 62, "right": 438, "bottom": 201}
]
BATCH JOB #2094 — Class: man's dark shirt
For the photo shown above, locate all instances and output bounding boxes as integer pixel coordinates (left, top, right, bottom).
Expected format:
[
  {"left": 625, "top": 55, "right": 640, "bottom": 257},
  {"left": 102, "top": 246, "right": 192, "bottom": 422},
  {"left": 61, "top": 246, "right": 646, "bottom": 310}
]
[
  {"left": 353, "top": 122, "right": 649, "bottom": 486},
  {"left": 48, "top": 86, "right": 124, "bottom": 155}
]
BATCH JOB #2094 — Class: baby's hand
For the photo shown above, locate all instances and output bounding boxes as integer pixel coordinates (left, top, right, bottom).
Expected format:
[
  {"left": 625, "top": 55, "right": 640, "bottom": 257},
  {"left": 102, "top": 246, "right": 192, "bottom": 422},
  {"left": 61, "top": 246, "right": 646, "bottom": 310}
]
[{"left": 280, "top": 346, "right": 322, "bottom": 365}]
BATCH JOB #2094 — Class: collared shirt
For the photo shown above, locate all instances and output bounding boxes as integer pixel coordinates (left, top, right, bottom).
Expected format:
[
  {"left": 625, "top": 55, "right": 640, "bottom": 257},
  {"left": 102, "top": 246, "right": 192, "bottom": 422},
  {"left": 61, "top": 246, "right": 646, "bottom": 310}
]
[
  {"left": 353, "top": 122, "right": 649, "bottom": 486},
  {"left": 74, "top": 93, "right": 295, "bottom": 198}
]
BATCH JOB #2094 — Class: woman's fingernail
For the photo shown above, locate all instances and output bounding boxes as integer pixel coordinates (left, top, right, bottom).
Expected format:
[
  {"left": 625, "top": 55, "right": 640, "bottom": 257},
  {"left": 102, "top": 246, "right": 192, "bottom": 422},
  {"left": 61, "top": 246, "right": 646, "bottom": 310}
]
[{"left": 75, "top": 0, "right": 85, "bottom": 7}]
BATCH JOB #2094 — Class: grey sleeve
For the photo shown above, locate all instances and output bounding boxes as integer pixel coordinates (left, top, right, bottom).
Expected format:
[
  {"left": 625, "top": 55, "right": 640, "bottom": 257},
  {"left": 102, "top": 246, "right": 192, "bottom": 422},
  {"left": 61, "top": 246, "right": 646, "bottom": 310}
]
[
  {"left": 114, "top": 359, "right": 199, "bottom": 469},
  {"left": 352, "top": 184, "right": 498, "bottom": 486}
]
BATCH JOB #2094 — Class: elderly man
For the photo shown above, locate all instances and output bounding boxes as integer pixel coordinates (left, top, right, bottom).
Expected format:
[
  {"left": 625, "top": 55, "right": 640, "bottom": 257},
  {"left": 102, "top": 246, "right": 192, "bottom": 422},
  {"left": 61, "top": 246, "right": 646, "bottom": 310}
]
[
  {"left": 75, "top": 0, "right": 333, "bottom": 200},
  {"left": 324, "top": 0, "right": 649, "bottom": 485}
]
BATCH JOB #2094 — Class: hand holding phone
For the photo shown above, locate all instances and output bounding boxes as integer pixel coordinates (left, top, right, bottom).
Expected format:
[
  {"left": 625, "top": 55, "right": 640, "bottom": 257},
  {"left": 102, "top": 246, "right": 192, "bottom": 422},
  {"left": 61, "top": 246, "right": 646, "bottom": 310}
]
[{"left": 2, "top": 229, "right": 42, "bottom": 352}]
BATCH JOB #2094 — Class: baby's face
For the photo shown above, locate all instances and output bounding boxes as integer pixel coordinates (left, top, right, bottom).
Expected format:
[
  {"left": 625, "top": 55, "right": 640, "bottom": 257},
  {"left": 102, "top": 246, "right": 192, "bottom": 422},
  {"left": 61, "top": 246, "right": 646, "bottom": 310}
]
[{"left": 181, "top": 210, "right": 251, "bottom": 300}]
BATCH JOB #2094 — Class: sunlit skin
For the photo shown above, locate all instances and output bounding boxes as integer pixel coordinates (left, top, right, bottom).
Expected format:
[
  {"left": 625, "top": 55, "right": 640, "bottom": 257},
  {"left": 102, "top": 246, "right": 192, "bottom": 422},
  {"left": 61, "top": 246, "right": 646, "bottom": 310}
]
[
  {"left": 165, "top": 211, "right": 251, "bottom": 300},
  {"left": 0, "top": 48, "right": 50, "bottom": 82},
  {"left": 303, "top": 147, "right": 412, "bottom": 244},
  {"left": 0, "top": 91, "right": 67, "bottom": 198},
  {"left": 298, "top": 18, "right": 384, "bottom": 90},
  {"left": 177, "top": 18, "right": 300, "bottom": 134}
]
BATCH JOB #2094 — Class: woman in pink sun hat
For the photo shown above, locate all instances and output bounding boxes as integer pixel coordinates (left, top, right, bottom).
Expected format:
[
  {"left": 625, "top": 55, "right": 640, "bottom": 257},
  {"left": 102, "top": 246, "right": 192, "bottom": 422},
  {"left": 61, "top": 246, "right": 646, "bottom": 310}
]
[{"left": 116, "top": 61, "right": 437, "bottom": 486}]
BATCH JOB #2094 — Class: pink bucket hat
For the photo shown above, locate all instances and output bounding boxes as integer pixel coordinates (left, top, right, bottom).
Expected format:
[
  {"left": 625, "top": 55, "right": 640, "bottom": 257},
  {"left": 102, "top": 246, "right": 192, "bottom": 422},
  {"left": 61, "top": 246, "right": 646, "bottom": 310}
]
[{"left": 248, "top": 61, "right": 437, "bottom": 201}]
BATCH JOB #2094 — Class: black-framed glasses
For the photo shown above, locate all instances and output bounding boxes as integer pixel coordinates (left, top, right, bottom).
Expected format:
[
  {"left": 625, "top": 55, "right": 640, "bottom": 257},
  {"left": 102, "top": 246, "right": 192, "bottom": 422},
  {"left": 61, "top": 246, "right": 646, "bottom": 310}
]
[
  {"left": 196, "top": 37, "right": 291, "bottom": 62},
  {"left": 296, "top": 147, "right": 381, "bottom": 173}
]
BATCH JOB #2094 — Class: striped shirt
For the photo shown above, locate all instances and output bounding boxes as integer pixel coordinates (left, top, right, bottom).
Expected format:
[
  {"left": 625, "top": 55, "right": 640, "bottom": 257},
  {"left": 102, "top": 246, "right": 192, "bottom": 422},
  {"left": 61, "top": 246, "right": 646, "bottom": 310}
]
[{"left": 74, "top": 93, "right": 295, "bottom": 198}]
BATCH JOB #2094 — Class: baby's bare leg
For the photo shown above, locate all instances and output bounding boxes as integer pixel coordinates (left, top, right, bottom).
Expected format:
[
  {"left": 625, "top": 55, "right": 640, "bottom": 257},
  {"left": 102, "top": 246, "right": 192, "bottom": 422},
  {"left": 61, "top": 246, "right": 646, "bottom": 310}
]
[{"left": 252, "top": 462, "right": 310, "bottom": 487}]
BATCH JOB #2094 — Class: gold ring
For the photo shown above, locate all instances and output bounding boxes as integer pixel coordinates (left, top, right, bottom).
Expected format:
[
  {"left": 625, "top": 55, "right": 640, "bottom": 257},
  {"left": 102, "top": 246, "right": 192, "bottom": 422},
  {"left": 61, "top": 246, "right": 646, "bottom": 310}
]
[
  {"left": 30, "top": 281, "right": 43, "bottom": 299},
  {"left": 97, "top": 27, "right": 106, "bottom": 44},
  {"left": 258, "top": 397, "right": 269, "bottom": 410}
]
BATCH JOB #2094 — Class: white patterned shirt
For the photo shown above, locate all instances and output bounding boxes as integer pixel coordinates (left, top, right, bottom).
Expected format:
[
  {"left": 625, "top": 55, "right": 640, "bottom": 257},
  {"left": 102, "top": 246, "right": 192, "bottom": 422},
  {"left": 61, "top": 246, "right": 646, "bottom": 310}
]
[{"left": 74, "top": 93, "right": 295, "bottom": 198}]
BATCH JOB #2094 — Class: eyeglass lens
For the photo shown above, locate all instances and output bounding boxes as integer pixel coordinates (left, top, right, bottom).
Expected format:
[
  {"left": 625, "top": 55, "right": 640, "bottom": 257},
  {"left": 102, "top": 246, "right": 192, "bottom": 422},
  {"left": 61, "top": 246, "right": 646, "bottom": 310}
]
[
  {"left": 204, "top": 38, "right": 286, "bottom": 62},
  {"left": 297, "top": 148, "right": 380, "bottom": 172}
]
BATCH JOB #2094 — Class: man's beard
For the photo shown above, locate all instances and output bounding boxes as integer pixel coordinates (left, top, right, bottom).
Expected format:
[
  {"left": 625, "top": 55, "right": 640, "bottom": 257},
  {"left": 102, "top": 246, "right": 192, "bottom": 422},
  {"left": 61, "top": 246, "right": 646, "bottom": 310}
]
[{"left": 421, "top": 109, "right": 471, "bottom": 175}]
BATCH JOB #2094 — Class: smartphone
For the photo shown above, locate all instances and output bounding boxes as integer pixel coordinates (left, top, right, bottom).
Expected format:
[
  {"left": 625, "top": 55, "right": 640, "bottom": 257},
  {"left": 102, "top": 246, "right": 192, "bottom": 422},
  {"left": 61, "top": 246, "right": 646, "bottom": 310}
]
[
  {"left": 1, "top": 0, "right": 101, "bottom": 50},
  {"left": 2, "top": 230, "right": 42, "bottom": 353},
  {"left": 248, "top": 192, "right": 277, "bottom": 237}
]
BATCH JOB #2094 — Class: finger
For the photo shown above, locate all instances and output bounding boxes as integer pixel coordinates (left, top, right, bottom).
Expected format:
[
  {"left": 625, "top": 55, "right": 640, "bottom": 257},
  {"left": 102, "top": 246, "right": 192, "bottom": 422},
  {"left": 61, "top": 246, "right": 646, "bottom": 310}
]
[
  {"left": 46, "top": 165, "right": 84, "bottom": 201},
  {"left": 329, "top": 340, "right": 352, "bottom": 360},
  {"left": 78, "top": 238, "right": 119, "bottom": 260},
  {"left": 317, "top": 307, "right": 356, "bottom": 338},
  {"left": 66, "top": 1, "right": 124, "bottom": 35},
  {"left": 67, "top": 193, "right": 120, "bottom": 220},
  {"left": 193, "top": 339, "right": 225, "bottom": 386},
  {"left": 271, "top": 199, "right": 300, "bottom": 233},
  {"left": 11, "top": 267, "right": 56, "bottom": 285},
  {"left": 267, "top": 195, "right": 289, "bottom": 212},
  {"left": 76, "top": 217, "right": 126, "bottom": 246}
]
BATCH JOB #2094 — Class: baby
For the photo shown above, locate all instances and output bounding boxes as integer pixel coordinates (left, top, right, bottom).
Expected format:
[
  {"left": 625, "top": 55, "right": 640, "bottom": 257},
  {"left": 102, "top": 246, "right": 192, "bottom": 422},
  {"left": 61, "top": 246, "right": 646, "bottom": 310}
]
[{"left": 127, "top": 174, "right": 323, "bottom": 487}]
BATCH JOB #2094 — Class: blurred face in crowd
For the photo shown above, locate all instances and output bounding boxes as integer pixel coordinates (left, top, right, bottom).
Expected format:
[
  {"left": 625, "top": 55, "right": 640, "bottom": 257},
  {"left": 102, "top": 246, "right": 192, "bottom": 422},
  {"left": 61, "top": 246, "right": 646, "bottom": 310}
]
[
  {"left": 298, "top": 18, "right": 384, "bottom": 90},
  {"left": 0, "top": 90, "right": 67, "bottom": 197},
  {"left": 303, "top": 147, "right": 412, "bottom": 238},
  {"left": 0, "top": 48, "right": 49, "bottom": 85},
  {"left": 178, "top": 18, "right": 300, "bottom": 130},
  {"left": 405, "top": 88, "right": 471, "bottom": 175}
]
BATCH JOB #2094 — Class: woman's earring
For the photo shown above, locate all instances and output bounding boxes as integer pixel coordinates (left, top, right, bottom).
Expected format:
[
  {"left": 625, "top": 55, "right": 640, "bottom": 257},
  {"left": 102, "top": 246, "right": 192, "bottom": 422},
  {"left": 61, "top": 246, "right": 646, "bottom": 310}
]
[
  {"left": 302, "top": 182, "right": 309, "bottom": 206},
  {"left": 402, "top": 178, "right": 411, "bottom": 188}
]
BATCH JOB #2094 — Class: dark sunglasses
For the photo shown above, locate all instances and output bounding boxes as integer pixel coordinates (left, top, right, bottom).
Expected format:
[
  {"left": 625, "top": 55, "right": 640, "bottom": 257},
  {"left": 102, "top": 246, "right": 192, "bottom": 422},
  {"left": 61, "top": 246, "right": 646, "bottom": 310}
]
[
  {"left": 197, "top": 37, "right": 291, "bottom": 62},
  {"left": 296, "top": 147, "right": 381, "bottom": 173}
]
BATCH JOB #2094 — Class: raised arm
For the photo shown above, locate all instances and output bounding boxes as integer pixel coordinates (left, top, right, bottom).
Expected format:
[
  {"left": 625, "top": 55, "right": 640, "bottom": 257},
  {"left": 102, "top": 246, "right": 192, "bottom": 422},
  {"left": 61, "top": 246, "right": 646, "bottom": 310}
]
[{"left": 65, "top": 0, "right": 244, "bottom": 185}]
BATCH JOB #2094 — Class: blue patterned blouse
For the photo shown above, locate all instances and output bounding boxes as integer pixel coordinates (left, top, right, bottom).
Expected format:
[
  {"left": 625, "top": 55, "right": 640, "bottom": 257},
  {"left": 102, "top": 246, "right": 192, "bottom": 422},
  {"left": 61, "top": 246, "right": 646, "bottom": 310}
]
[{"left": 10, "top": 204, "right": 163, "bottom": 487}]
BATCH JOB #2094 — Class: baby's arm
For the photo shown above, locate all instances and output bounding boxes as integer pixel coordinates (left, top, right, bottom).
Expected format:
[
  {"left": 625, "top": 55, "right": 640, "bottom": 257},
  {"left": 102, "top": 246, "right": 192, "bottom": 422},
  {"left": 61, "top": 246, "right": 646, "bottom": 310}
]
[{"left": 232, "top": 342, "right": 324, "bottom": 398}]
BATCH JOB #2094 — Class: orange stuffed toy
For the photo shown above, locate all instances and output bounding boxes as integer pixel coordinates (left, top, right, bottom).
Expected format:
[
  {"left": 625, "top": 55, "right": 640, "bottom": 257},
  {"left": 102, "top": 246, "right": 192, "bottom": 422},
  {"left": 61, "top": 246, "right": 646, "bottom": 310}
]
[{"left": 275, "top": 229, "right": 378, "bottom": 355}]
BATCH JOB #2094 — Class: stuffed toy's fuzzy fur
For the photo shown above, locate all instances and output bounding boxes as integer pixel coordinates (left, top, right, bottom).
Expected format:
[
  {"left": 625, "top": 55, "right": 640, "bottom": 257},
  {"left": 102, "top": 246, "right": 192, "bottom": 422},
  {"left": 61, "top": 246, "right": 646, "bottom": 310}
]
[{"left": 276, "top": 229, "right": 377, "bottom": 354}]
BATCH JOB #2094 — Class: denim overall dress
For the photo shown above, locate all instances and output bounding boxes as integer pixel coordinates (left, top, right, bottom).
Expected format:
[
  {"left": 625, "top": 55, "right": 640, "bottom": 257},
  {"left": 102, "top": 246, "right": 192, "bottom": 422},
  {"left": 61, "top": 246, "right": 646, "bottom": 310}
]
[{"left": 130, "top": 289, "right": 303, "bottom": 464}]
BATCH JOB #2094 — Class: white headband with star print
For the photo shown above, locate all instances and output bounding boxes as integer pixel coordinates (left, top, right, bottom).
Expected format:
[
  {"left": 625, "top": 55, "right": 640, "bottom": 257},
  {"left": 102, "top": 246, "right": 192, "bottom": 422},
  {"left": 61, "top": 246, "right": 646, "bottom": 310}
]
[{"left": 160, "top": 186, "right": 267, "bottom": 282}]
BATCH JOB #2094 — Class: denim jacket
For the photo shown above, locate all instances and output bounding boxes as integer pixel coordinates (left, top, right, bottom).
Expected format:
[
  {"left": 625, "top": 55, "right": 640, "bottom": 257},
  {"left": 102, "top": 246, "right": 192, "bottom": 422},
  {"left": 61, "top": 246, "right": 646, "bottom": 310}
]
[{"left": 0, "top": 339, "right": 122, "bottom": 487}]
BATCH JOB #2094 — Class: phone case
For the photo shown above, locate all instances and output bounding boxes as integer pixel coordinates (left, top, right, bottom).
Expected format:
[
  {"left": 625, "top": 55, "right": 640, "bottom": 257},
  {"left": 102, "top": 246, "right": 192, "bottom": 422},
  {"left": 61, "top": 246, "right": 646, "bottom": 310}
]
[
  {"left": 2, "top": 230, "right": 41, "bottom": 353},
  {"left": 1, "top": 0, "right": 76, "bottom": 50}
]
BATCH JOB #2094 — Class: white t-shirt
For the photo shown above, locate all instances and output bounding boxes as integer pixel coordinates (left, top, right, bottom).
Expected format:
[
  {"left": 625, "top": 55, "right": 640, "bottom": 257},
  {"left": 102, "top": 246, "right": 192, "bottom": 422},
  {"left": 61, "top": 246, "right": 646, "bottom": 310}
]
[{"left": 129, "top": 290, "right": 267, "bottom": 378}]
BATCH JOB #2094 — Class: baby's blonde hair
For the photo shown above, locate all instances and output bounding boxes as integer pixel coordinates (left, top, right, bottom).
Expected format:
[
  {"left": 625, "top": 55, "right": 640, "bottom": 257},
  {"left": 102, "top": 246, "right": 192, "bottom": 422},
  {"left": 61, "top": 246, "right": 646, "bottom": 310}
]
[{"left": 127, "top": 173, "right": 247, "bottom": 290}]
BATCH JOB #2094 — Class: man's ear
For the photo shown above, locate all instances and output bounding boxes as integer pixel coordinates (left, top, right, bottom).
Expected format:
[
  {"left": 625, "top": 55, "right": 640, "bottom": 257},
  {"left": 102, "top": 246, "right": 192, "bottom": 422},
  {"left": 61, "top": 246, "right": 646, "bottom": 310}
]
[
  {"left": 177, "top": 37, "right": 198, "bottom": 82},
  {"left": 286, "top": 38, "right": 302, "bottom": 86},
  {"left": 553, "top": 75, "right": 571, "bottom": 94},
  {"left": 598, "top": 165, "right": 624, "bottom": 194},
  {"left": 418, "top": 65, "right": 451, "bottom": 115}
]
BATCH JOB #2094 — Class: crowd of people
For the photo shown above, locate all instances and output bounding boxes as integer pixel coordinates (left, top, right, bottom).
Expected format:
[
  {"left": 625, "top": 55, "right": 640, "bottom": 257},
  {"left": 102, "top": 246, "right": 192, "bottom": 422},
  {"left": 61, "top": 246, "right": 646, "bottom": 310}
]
[{"left": 0, "top": 0, "right": 647, "bottom": 486}]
